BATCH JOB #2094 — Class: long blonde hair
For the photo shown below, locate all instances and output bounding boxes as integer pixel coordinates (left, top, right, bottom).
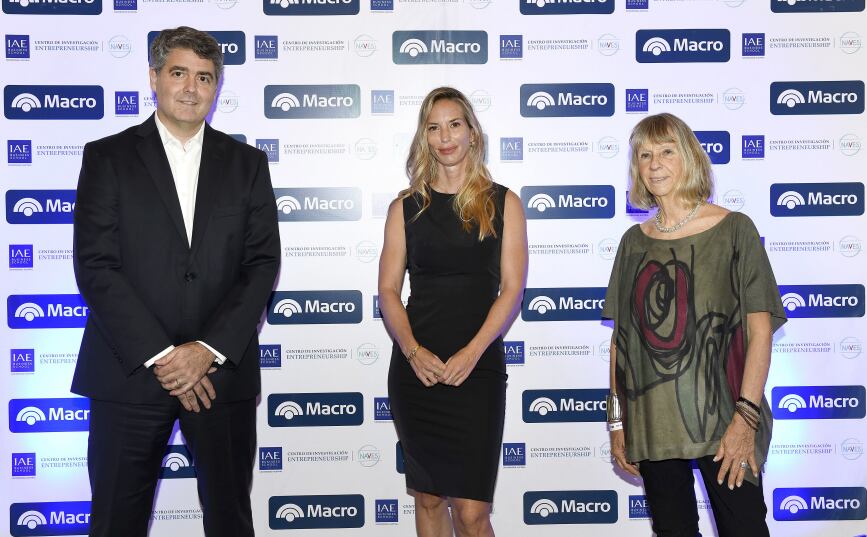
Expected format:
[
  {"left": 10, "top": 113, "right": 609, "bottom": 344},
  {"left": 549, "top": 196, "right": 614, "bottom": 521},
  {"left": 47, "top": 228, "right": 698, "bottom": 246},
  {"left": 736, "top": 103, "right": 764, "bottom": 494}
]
[{"left": 400, "top": 87, "right": 497, "bottom": 240}]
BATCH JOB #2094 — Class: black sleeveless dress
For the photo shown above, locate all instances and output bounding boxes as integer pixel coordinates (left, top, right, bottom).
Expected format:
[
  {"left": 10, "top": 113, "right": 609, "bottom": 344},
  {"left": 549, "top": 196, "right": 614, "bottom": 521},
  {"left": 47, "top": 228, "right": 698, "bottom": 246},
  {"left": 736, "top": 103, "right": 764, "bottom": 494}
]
[{"left": 388, "top": 184, "right": 508, "bottom": 503}]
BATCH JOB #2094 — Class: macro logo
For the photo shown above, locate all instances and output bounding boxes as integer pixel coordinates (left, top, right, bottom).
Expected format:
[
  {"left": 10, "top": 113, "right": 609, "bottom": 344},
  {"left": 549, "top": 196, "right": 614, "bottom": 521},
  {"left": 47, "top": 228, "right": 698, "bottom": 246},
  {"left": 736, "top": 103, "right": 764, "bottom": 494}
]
[
  {"left": 147, "top": 31, "right": 245, "bottom": 65},
  {"left": 375, "top": 499, "right": 398, "bottom": 523},
  {"left": 8, "top": 294, "right": 89, "bottom": 328},
  {"left": 770, "top": 81, "right": 864, "bottom": 115},
  {"left": 500, "top": 137, "right": 523, "bottom": 161},
  {"left": 4, "top": 85, "right": 103, "bottom": 120},
  {"left": 255, "top": 35, "right": 278, "bottom": 60},
  {"left": 520, "top": 0, "right": 613, "bottom": 15},
  {"left": 268, "top": 290, "right": 362, "bottom": 325},
  {"left": 500, "top": 34, "right": 522, "bottom": 59},
  {"left": 260, "top": 344, "right": 281, "bottom": 368},
  {"left": 625, "top": 89, "right": 648, "bottom": 113},
  {"left": 742, "top": 33, "right": 765, "bottom": 57},
  {"left": 772, "top": 385, "right": 866, "bottom": 420},
  {"left": 772, "top": 0, "right": 864, "bottom": 13},
  {"left": 523, "top": 490, "right": 618, "bottom": 524},
  {"left": 9, "top": 398, "right": 90, "bottom": 432},
  {"left": 6, "top": 190, "right": 76, "bottom": 224},
  {"left": 773, "top": 488, "right": 867, "bottom": 521},
  {"left": 257, "top": 139, "right": 279, "bottom": 163},
  {"left": 504, "top": 340, "right": 525, "bottom": 365},
  {"left": 10, "top": 502, "right": 91, "bottom": 537},
  {"left": 522, "top": 287, "right": 606, "bottom": 322},
  {"left": 628, "top": 495, "right": 650, "bottom": 519},
  {"left": 520, "top": 83, "right": 615, "bottom": 117},
  {"left": 2, "top": 0, "right": 102, "bottom": 14},
  {"left": 742, "top": 135, "right": 764, "bottom": 159},
  {"left": 160, "top": 444, "right": 196, "bottom": 479},
  {"left": 374, "top": 397, "right": 392, "bottom": 421},
  {"left": 268, "top": 392, "right": 364, "bottom": 427},
  {"left": 694, "top": 131, "right": 730, "bottom": 164},
  {"left": 393, "top": 31, "right": 488, "bottom": 64},
  {"left": 265, "top": 85, "right": 360, "bottom": 119},
  {"left": 260, "top": 446, "right": 283, "bottom": 471},
  {"left": 6, "top": 34, "right": 29, "bottom": 58},
  {"left": 114, "top": 91, "right": 137, "bottom": 116},
  {"left": 12, "top": 452, "right": 36, "bottom": 477},
  {"left": 11, "top": 348, "right": 35, "bottom": 373},
  {"left": 636, "top": 29, "right": 730, "bottom": 63},
  {"left": 522, "top": 389, "right": 608, "bottom": 423},
  {"left": 371, "top": 90, "right": 394, "bottom": 114},
  {"left": 269, "top": 495, "right": 364, "bottom": 529},
  {"left": 263, "top": 0, "right": 360, "bottom": 15},
  {"left": 777, "top": 285, "right": 864, "bottom": 318},
  {"left": 273, "top": 187, "right": 361, "bottom": 221},
  {"left": 503, "top": 442, "right": 526, "bottom": 466},
  {"left": 521, "top": 186, "right": 614, "bottom": 219},
  {"left": 771, "top": 183, "right": 864, "bottom": 217},
  {"left": 8, "top": 139, "right": 32, "bottom": 164}
]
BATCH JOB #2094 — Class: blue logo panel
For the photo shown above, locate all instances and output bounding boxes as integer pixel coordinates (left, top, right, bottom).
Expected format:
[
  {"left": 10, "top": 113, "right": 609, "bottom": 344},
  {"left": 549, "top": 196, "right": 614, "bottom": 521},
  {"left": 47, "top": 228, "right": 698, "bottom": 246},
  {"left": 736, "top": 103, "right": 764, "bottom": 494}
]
[
  {"left": 12, "top": 452, "right": 36, "bottom": 477},
  {"left": 159, "top": 445, "right": 196, "bottom": 479},
  {"left": 269, "top": 494, "right": 364, "bottom": 529},
  {"left": 6, "top": 190, "right": 76, "bottom": 224},
  {"left": 520, "top": 0, "right": 614, "bottom": 15},
  {"left": 770, "top": 81, "right": 864, "bottom": 115},
  {"left": 273, "top": 187, "right": 361, "bottom": 221},
  {"left": 771, "top": 182, "right": 864, "bottom": 217},
  {"left": 260, "top": 344, "right": 281, "bottom": 368},
  {"left": 263, "top": 0, "right": 359, "bottom": 15},
  {"left": 694, "top": 131, "right": 730, "bottom": 164},
  {"left": 267, "top": 392, "right": 364, "bottom": 427},
  {"left": 520, "top": 83, "right": 615, "bottom": 117},
  {"left": 9, "top": 398, "right": 90, "bottom": 433},
  {"left": 522, "top": 389, "right": 608, "bottom": 423},
  {"left": 264, "top": 85, "right": 360, "bottom": 119},
  {"left": 778, "top": 284, "right": 864, "bottom": 318},
  {"left": 503, "top": 442, "right": 526, "bottom": 466},
  {"left": 392, "top": 31, "right": 488, "bottom": 65},
  {"left": 8, "top": 294, "right": 88, "bottom": 329},
  {"left": 374, "top": 397, "right": 392, "bottom": 421},
  {"left": 773, "top": 487, "right": 867, "bottom": 521},
  {"left": 742, "top": 135, "right": 764, "bottom": 159},
  {"left": 772, "top": 385, "right": 866, "bottom": 420},
  {"left": 4, "top": 85, "right": 103, "bottom": 119},
  {"left": 504, "top": 341, "right": 525, "bottom": 365},
  {"left": 523, "top": 490, "right": 618, "bottom": 524},
  {"left": 636, "top": 29, "right": 730, "bottom": 63},
  {"left": 11, "top": 349, "right": 35, "bottom": 373},
  {"left": 771, "top": 0, "right": 864, "bottom": 12},
  {"left": 375, "top": 499, "right": 398, "bottom": 523},
  {"left": 628, "top": 495, "right": 650, "bottom": 519},
  {"left": 3, "top": 0, "right": 101, "bottom": 14},
  {"left": 259, "top": 447, "right": 283, "bottom": 471},
  {"left": 521, "top": 185, "right": 615, "bottom": 219},
  {"left": 10, "top": 502, "right": 91, "bottom": 536},
  {"left": 522, "top": 287, "right": 606, "bottom": 322},
  {"left": 267, "top": 291, "right": 362, "bottom": 325}
]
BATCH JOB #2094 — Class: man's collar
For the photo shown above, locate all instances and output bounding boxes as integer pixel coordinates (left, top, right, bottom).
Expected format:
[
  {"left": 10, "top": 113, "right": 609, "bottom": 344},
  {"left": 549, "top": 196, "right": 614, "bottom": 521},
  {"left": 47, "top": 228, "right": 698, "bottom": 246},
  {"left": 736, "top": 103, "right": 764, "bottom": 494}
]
[{"left": 154, "top": 112, "right": 205, "bottom": 150}]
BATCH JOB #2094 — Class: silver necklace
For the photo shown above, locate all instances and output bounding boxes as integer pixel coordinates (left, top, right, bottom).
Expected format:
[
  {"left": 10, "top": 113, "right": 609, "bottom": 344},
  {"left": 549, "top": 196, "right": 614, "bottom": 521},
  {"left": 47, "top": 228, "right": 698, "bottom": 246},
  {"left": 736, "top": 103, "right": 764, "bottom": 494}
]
[{"left": 654, "top": 202, "right": 704, "bottom": 233}]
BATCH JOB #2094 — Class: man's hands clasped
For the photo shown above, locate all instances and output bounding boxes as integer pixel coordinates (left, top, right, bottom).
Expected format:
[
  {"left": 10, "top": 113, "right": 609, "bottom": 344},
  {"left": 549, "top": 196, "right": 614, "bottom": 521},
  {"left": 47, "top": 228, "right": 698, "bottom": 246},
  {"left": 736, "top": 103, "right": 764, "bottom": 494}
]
[{"left": 153, "top": 342, "right": 217, "bottom": 412}]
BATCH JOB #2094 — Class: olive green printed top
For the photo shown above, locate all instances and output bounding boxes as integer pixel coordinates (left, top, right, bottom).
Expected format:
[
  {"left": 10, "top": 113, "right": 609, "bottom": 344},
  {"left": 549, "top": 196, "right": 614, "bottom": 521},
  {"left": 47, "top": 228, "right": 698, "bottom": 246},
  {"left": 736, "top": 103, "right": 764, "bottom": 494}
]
[{"left": 602, "top": 212, "right": 786, "bottom": 485}]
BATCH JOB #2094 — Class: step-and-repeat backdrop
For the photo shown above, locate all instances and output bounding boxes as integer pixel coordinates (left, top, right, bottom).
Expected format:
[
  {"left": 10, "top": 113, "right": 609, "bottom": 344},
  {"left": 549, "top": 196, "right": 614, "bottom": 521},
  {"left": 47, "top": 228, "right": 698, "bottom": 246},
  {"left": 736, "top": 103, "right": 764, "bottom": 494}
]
[{"left": 2, "top": 0, "right": 865, "bottom": 535}]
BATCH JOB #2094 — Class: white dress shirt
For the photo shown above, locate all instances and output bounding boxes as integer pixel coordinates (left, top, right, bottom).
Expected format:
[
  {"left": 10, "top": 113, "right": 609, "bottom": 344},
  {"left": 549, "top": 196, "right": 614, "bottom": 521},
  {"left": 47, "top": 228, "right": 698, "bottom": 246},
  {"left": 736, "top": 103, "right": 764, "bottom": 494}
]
[{"left": 144, "top": 113, "right": 226, "bottom": 368}]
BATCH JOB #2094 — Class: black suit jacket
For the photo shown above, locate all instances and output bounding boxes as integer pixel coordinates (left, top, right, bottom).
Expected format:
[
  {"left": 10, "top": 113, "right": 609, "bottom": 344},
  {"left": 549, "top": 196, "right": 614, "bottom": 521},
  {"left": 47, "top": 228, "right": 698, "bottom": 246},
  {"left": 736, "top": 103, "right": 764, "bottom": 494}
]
[{"left": 71, "top": 114, "right": 280, "bottom": 404}]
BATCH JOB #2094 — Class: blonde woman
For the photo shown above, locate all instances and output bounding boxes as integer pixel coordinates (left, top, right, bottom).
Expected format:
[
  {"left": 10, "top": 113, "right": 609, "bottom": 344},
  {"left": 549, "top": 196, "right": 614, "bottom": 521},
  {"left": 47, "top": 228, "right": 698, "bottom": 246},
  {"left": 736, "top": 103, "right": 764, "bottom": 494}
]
[{"left": 378, "top": 87, "right": 527, "bottom": 537}]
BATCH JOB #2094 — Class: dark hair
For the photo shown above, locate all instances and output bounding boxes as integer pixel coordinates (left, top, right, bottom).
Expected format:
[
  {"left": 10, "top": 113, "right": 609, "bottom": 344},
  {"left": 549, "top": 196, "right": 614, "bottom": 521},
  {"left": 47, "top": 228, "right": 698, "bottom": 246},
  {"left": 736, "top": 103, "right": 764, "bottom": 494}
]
[{"left": 148, "top": 26, "right": 224, "bottom": 82}]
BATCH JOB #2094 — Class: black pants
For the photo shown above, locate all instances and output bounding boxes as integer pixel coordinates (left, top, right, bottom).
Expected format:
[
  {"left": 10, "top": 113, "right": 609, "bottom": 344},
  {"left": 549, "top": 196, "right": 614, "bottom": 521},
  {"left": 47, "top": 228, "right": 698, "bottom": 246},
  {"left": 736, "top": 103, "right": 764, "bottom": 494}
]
[
  {"left": 638, "top": 456, "right": 770, "bottom": 537},
  {"left": 87, "top": 398, "right": 257, "bottom": 537}
]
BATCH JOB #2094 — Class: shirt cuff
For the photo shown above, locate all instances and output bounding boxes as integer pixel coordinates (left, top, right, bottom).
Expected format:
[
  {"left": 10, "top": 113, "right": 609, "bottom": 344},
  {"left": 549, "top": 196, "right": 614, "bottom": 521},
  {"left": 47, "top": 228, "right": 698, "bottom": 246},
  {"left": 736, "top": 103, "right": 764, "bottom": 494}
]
[
  {"left": 144, "top": 346, "right": 174, "bottom": 368},
  {"left": 197, "top": 340, "right": 226, "bottom": 365}
]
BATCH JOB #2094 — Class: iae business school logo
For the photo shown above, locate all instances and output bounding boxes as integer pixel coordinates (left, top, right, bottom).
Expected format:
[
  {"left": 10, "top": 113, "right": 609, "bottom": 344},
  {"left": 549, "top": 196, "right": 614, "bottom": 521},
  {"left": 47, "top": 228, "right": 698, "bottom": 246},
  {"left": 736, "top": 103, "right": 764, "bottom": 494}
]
[
  {"left": 4, "top": 85, "right": 103, "bottom": 119},
  {"left": 772, "top": 385, "right": 866, "bottom": 420},
  {"left": 263, "top": 0, "right": 359, "bottom": 15},
  {"left": 520, "top": 83, "right": 615, "bottom": 117},
  {"left": 10, "top": 501, "right": 91, "bottom": 537},
  {"left": 9, "top": 398, "right": 90, "bottom": 432},
  {"left": 523, "top": 490, "right": 618, "bottom": 525},
  {"left": 8, "top": 294, "right": 89, "bottom": 329},
  {"left": 393, "top": 31, "right": 487, "bottom": 64},
  {"left": 521, "top": 186, "right": 615, "bottom": 219},
  {"left": 773, "top": 487, "right": 867, "bottom": 521},
  {"left": 777, "top": 284, "right": 864, "bottom": 318},
  {"left": 771, "top": 182, "right": 864, "bottom": 217},
  {"left": 268, "top": 290, "right": 362, "bottom": 324},
  {"left": 771, "top": 0, "right": 864, "bottom": 13},
  {"left": 268, "top": 392, "right": 364, "bottom": 427},
  {"left": 522, "top": 389, "right": 609, "bottom": 423},
  {"left": 269, "top": 494, "right": 364, "bottom": 529},
  {"left": 636, "top": 30, "right": 730, "bottom": 63},
  {"left": 3, "top": 0, "right": 102, "bottom": 14},
  {"left": 522, "top": 287, "right": 606, "bottom": 322},
  {"left": 6, "top": 190, "right": 76, "bottom": 224},
  {"left": 265, "top": 85, "right": 360, "bottom": 119},
  {"left": 771, "top": 81, "right": 864, "bottom": 115},
  {"left": 520, "top": 0, "right": 613, "bottom": 15}
]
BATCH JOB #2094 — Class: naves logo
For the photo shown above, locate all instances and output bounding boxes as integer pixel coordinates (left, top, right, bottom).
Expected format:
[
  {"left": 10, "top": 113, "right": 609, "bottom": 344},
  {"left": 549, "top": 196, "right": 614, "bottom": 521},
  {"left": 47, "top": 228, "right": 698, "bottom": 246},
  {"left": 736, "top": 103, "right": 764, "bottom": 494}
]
[
  {"left": 263, "top": 0, "right": 359, "bottom": 15},
  {"left": 522, "top": 389, "right": 609, "bottom": 423},
  {"left": 3, "top": 0, "right": 102, "bottom": 14},
  {"left": 636, "top": 29, "right": 730, "bottom": 63},
  {"left": 771, "top": 0, "right": 864, "bottom": 13},
  {"left": 393, "top": 31, "right": 487, "bottom": 64},
  {"left": 268, "top": 290, "right": 362, "bottom": 325},
  {"left": 265, "top": 84, "right": 360, "bottom": 119},
  {"left": 10, "top": 501, "right": 91, "bottom": 537},
  {"left": 147, "top": 31, "right": 246, "bottom": 65},
  {"left": 268, "top": 392, "right": 364, "bottom": 427},
  {"left": 772, "top": 385, "right": 865, "bottom": 420},
  {"left": 522, "top": 287, "right": 606, "bottom": 322},
  {"left": 523, "top": 490, "right": 618, "bottom": 525},
  {"left": 777, "top": 284, "right": 864, "bottom": 318},
  {"left": 694, "top": 131, "right": 730, "bottom": 164},
  {"left": 6, "top": 190, "right": 76, "bottom": 224},
  {"left": 773, "top": 487, "right": 867, "bottom": 521},
  {"left": 269, "top": 494, "right": 364, "bottom": 529},
  {"left": 9, "top": 398, "right": 90, "bottom": 433},
  {"left": 771, "top": 182, "right": 864, "bottom": 217},
  {"left": 273, "top": 187, "right": 361, "bottom": 221},
  {"left": 771, "top": 81, "right": 864, "bottom": 115},
  {"left": 4, "top": 85, "right": 103, "bottom": 120},
  {"left": 520, "top": 0, "right": 613, "bottom": 15},
  {"left": 8, "top": 294, "right": 89, "bottom": 329},
  {"left": 521, "top": 186, "right": 615, "bottom": 219},
  {"left": 520, "top": 83, "right": 615, "bottom": 117}
]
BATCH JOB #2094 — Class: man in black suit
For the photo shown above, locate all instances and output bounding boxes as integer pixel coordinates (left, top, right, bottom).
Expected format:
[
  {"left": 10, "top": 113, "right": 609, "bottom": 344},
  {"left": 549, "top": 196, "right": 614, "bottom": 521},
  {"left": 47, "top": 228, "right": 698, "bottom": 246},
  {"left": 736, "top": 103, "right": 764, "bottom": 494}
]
[{"left": 72, "top": 27, "right": 279, "bottom": 537}]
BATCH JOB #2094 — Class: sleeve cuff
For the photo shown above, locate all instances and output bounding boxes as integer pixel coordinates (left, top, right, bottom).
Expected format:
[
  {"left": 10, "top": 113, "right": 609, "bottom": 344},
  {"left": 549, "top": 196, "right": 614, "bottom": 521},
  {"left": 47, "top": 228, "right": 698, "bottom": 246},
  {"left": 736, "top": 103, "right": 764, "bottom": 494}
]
[
  {"left": 144, "top": 345, "right": 175, "bottom": 368},
  {"left": 198, "top": 340, "right": 227, "bottom": 365}
]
